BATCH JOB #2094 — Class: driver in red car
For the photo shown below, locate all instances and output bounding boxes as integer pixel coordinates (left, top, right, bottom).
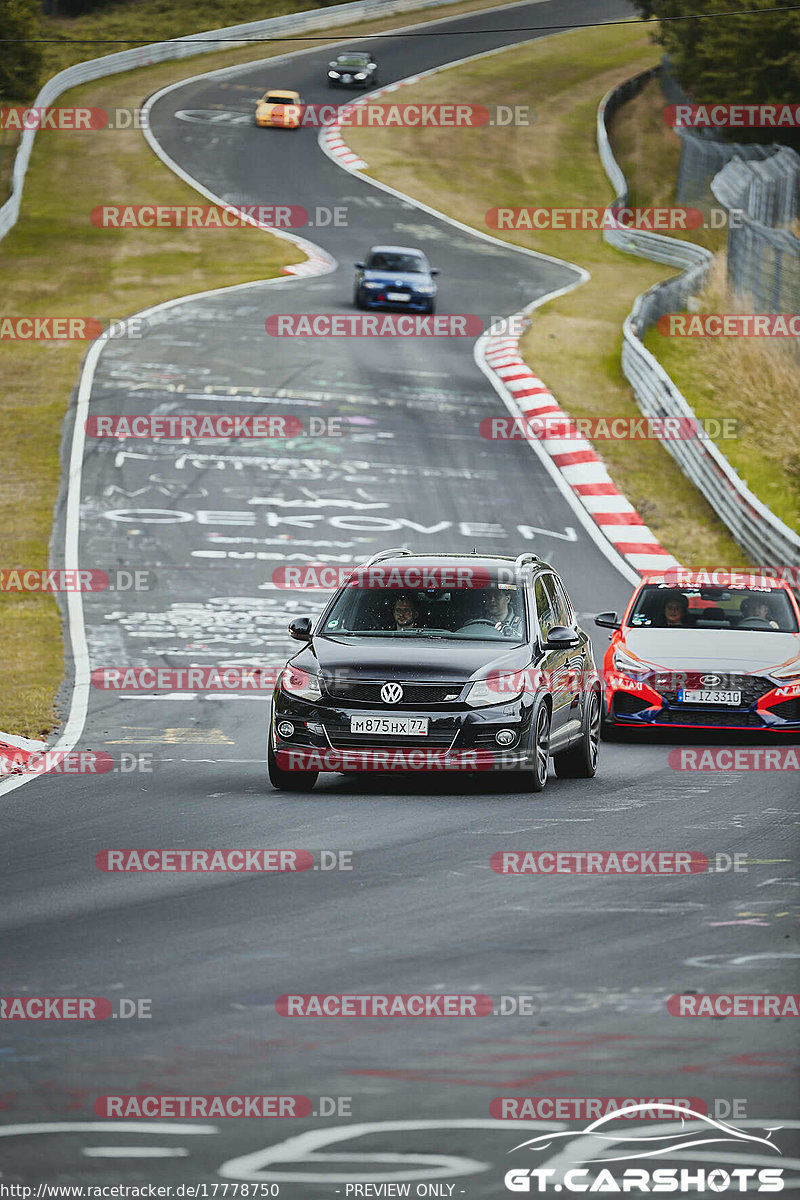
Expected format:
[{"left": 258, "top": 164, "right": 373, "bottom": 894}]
[
  {"left": 740, "top": 594, "right": 779, "bottom": 629},
  {"left": 661, "top": 593, "right": 690, "bottom": 627}
]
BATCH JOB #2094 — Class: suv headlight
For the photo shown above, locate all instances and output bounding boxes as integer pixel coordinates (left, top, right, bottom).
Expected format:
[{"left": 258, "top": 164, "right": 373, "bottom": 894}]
[
  {"left": 280, "top": 666, "right": 322, "bottom": 701},
  {"left": 466, "top": 672, "right": 525, "bottom": 707},
  {"left": 328, "top": 71, "right": 340, "bottom": 78},
  {"left": 354, "top": 72, "right": 367, "bottom": 79}
]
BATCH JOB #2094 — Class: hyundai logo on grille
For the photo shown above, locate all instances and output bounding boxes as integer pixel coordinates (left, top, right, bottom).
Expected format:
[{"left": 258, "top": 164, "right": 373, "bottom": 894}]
[
  {"left": 700, "top": 673, "right": 723, "bottom": 687},
  {"left": 381, "top": 682, "right": 404, "bottom": 704}
]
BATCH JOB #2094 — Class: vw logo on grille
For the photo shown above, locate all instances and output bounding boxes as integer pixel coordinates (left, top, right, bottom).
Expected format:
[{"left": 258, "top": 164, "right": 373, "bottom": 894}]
[
  {"left": 381, "top": 682, "right": 403, "bottom": 704},
  {"left": 700, "top": 673, "right": 723, "bottom": 687}
]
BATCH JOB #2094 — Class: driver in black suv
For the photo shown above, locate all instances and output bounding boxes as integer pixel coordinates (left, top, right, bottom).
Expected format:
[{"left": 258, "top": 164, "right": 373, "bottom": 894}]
[{"left": 483, "top": 585, "right": 523, "bottom": 636}]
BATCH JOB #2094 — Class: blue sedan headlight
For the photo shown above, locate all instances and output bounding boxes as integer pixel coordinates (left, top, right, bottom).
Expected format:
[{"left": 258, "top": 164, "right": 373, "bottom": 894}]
[
  {"left": 362, "top": 281, "right": 381, "bottom": 289},
  {"left": 415, "top": 284, "right": 436, "bottom": 294}
]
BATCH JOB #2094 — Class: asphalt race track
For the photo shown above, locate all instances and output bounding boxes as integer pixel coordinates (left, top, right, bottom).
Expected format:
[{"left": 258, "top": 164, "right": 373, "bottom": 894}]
[{"left": 1, "top": 0, "right": 798, "bottom": 1190}]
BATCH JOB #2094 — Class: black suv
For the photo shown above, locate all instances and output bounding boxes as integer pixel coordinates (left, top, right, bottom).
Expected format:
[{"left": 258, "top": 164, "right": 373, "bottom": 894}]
[{"left": 268, "top": 550, "right": 600, "bottom": 792}]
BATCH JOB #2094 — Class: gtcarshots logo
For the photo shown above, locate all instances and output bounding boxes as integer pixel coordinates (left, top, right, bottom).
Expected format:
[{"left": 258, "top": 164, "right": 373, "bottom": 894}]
[{"left": 504, "top": 1104, "right": 784, "bottom": 1192}]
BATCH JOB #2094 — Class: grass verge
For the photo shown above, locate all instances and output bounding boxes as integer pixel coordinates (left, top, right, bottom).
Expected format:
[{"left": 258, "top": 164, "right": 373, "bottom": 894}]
[
  {"left": 345, "top": 22, "right": 748, "bottom": 566},
  {"left": 0, "top": 0, "right": 520, "bottom": 738}
]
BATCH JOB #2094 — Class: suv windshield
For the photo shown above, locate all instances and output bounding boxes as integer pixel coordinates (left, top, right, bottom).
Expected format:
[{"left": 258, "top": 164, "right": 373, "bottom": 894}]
[
  {"left": 629, "top": 584, "right": 798, "bottom": 632},
  {"left": 321, "top": 582, "right": 526, "bottom": 641},
  {"left": 367, "top": 253, "right": 426, "bottom": 273}
]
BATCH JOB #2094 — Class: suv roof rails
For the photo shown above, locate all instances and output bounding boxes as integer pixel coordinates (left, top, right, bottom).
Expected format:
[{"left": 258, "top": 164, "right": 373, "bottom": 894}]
[
  {"left": 363, "top": 546, "right": 412, "bottom": 567},
  {"left": 514, "top": 552, "right": 546, "bottom": 573}
]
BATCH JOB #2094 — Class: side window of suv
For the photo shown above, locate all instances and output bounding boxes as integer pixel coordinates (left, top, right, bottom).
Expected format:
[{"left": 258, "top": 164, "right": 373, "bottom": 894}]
[
  {"left": 543, "top": 574, "right": 572, "bottom": 629},
  {"left": 533, "top": 575, "right": 556, "bottom": 638},
  {"left": 553, "top": 575, "right": 575, "bottom": 627}
]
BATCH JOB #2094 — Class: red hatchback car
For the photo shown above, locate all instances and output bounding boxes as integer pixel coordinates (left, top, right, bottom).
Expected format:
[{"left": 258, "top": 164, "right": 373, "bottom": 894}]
[{"left": 595, "top": 571, "right": 800, "bottom": 735}]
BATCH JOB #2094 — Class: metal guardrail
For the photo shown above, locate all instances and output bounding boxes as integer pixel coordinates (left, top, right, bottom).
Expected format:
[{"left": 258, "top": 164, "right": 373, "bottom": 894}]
[
  {"left": 711, "top": 149, "right": 800, "bottom": 314},
  {"left": 0, "top": 0, "right": 458, "bottom": 244},
  {"left": 597, "top": 72, "right": 800, "bottom": 569}
]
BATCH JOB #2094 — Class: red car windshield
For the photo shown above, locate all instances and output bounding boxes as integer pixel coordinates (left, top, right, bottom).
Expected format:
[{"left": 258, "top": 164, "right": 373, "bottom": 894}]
[{"left": 628, "top": 584, "right": 798, "bottom": 633}]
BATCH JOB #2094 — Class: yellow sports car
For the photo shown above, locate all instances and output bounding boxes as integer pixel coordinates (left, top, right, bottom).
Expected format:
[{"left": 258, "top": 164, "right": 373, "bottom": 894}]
[{"left": 254, "top": 90, "right": 304, "bottom": 129}]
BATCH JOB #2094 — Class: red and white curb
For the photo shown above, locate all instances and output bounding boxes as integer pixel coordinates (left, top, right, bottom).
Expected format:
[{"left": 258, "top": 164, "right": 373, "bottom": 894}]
[
  {"left": 482, "top": 334, "right": 678, "bottom": 574},
  {"left": 319, "top": 76, "right": 677, "bottom": 578},
  {"left": 281, "top": 242, "right": 335, "bottom": 277},
  {"left": 320, "top": 75, "right": 424, "bottom": 172},
  {"left": 0, "top": 731, "right": 48, "bottom": 774}
]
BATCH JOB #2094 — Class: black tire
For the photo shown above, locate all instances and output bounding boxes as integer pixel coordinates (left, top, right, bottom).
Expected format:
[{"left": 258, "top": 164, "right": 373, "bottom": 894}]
[
  {"left": 354, "top": 290, "right": 365, "bottom": 310},
  {"left": 525, "top": 700, "right": 551, "bottom": 792},
  {"left": 268, "top": 740, "right": 318, "bottom": 792},
  {"left": 426, "top": 300, "right": 436, "bottom": 315},
  {"left": 554, "top": 688, "right": 601, "bottom": 778}
]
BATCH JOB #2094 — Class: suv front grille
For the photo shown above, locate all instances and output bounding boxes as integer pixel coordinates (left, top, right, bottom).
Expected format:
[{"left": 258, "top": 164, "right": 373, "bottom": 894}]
[{"left": 322, "top": 678, "right": 466, "bottom": 707}]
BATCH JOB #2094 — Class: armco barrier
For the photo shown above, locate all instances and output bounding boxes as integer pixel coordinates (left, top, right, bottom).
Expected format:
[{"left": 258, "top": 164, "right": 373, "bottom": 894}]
[
  {"left": 597, "top": 71, "right": 800, "bottom": 570},
  {"left": 0, "top": 0, "right": 469, "bottom": 244}
]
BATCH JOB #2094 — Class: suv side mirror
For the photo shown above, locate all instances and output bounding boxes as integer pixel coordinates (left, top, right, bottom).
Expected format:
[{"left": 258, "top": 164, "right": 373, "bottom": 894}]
[
  {"left": 546, "top": 625, "right": 579, "bottom": 649},
  {"left": 355, "top": 261, "right": 365, "bottom": 269},
  {"left": 594, "top": 611, "right": 621, "bottom": 630},
  {"left": 430, "top": 267, "right": 440, "bottom": 276},
  {"left": 288, "top": 617, "right": 312, "bottom": 641}
]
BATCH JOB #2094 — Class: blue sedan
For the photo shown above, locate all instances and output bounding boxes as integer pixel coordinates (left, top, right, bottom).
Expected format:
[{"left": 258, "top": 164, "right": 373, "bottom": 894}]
[{"left": 354, "top": 245, "right": 439, "bottom": 314}]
